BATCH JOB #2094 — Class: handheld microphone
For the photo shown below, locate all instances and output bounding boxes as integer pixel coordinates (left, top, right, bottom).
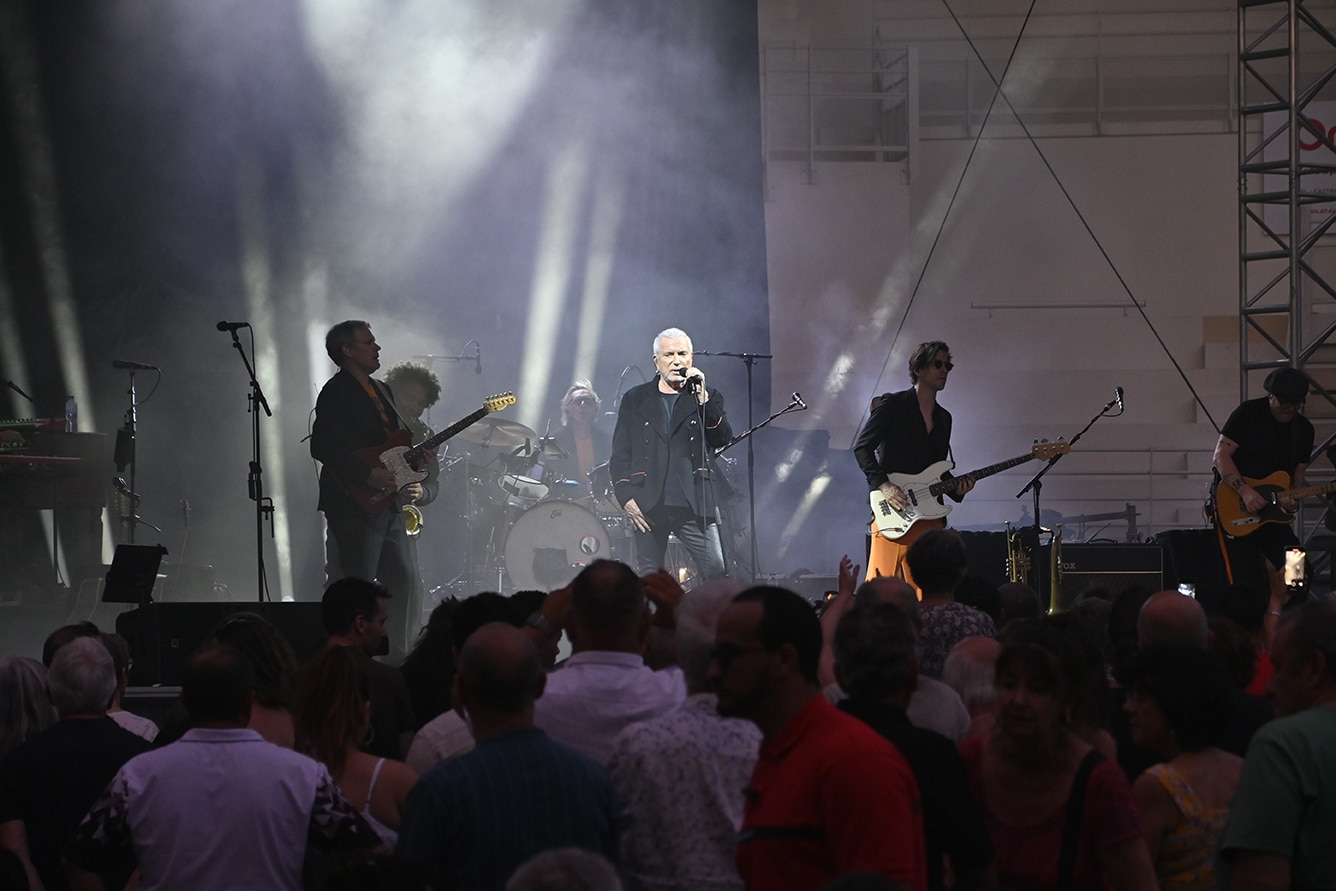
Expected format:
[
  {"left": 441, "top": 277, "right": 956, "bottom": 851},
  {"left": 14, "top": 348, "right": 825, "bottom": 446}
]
[
  {"left": 216, "top": 320, "right": 250, "bottom": 332},
  {"left": 475, "top": 344, "right": 482, "bottom": 375},
  {"left": 112, "top": 360, "right": 159, "bottom": 371},
  {"left": 792, "top": 391, "right": 807, "bottom": 410},
  {"left": 1115, "top": 386, "right": 1125, "bottom": 411}
]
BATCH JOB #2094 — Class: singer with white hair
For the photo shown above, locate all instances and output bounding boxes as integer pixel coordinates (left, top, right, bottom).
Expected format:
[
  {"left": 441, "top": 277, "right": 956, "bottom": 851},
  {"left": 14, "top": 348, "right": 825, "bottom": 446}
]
[{"left": 609, "top": 327, "right": 733, "bottom": 579}]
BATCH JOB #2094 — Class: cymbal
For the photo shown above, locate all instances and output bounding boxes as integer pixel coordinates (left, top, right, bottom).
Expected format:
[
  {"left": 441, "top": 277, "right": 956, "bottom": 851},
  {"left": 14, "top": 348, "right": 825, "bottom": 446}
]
[
  {"left": 535, "top": 436, "right": 568, "bottom": 459},
  {"left": 455, "top": 417, "right": 539, "bottom": 448}
]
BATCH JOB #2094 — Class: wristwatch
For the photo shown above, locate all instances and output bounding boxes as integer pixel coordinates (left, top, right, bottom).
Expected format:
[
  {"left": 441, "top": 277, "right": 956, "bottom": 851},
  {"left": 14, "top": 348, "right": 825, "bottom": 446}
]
[{"left": 526, "top": 611, "right": 558, "bottom": 640}]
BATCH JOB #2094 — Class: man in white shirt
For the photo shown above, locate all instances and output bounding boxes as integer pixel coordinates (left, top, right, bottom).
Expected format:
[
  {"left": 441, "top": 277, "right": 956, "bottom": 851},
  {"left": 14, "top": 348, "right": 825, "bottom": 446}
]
[{"left": 532, "top": 560, "right": 686, "bottom": 763}]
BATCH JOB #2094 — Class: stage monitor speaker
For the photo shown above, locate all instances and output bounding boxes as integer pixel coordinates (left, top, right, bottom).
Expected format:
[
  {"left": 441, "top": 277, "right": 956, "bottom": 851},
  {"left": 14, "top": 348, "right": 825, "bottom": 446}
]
[
  {"left": 117, "top": 602, "right": 325, "bottom": 686},
  {"left": 1058, "top": 543, "right": 1163, "bottom": 608}
]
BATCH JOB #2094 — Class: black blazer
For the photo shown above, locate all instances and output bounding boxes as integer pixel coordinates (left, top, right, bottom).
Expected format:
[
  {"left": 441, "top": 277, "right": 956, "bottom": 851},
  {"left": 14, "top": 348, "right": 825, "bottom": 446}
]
[
  {"left": 310, "top": 369, "right": 403, "bottom": 514},
  {"left": 609, "top": 377, "right": 732, "bottom": 517}
]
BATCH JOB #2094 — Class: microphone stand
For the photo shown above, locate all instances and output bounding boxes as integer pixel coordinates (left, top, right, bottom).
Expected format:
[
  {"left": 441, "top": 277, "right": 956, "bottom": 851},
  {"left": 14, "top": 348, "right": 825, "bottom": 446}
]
[
  {"left": 1016, "top": 391, "right": 1123, "bottom": 603},
  {"left": 695, "top": 349, "right": 772, "bottom": 579},
  {"left": 114, "top": 369, "right": 143, "bottom": 543},
  {"left": 222, "top": 326, "right": 274, "bottom": 602}
]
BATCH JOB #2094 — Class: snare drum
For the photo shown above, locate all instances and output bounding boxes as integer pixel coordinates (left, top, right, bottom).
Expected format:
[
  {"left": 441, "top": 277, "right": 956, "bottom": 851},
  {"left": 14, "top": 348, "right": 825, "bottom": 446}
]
[{"left": 505, "top": 501, "right": 611, "bottom": 591}]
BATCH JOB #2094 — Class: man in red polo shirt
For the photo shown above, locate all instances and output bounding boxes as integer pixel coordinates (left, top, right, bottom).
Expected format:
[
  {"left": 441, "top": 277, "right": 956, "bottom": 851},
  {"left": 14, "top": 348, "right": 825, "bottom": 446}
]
[{"left": 710, "top": 586, "right": 927, "bottom": 891}]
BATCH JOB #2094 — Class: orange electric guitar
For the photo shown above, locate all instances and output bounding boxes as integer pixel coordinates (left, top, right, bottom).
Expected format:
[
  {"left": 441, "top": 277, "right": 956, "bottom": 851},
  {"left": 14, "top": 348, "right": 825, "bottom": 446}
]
[
  {"left": 349, "top": 392, "right": 516, "bottom": 513},
  {"left": 1213, "top": 471, "right": 1336, "bottom": 536}
]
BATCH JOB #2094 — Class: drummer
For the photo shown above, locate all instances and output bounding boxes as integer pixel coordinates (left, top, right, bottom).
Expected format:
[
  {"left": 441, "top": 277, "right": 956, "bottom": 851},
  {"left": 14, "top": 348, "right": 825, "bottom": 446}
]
[{"left": 548, "top": 379, "right": 612, "bottom": 495}]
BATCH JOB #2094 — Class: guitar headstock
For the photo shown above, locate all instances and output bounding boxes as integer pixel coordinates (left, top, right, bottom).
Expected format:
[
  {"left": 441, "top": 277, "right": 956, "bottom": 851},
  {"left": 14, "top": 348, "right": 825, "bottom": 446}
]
[
  {"left": 1031, "top": 439, "right": 1071, "bottom": 461},
  {"left": 483, "top": 392, "right": 517, "bottom": 414}
]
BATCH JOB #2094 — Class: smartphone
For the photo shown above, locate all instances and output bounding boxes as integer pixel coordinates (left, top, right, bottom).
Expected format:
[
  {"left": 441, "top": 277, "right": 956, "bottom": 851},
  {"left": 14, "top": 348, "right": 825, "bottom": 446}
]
[
  {"left": 1178, "top": 581, "right": 1196, "bottom": 599},
  {"left": 1284, "top": 547, "right": 1307, "bottom": 589}
]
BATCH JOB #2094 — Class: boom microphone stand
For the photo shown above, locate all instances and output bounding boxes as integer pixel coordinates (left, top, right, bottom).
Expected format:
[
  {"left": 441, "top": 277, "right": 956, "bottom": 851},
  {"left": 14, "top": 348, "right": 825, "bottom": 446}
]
[
  {"left": 695, "top": 350, "right": 772, "bottom": 578},
  {"left": 219, "top": 323, "right": 274, "bottom": 602}
]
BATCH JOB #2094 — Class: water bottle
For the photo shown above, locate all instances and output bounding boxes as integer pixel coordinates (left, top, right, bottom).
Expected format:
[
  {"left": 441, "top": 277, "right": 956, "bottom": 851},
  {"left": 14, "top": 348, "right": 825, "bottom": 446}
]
[{"left": 64, "top": 396, "right": 77, "bottom": 433}]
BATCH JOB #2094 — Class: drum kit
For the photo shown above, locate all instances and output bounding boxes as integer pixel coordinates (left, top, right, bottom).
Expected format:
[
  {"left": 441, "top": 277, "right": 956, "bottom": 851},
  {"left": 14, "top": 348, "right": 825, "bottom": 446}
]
[{"left": 425, "top": 416, "right": 637, "bottom": 595}]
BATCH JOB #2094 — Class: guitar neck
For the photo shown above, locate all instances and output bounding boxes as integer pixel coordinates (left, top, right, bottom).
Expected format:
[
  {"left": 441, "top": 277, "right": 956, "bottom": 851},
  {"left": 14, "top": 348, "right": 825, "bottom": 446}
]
[
  {"left": 407, "top": 406, "right": 489, "bottom": 461},
  {"left": 1285, "top": 480, "right": 1336, "bottom": 501},
  {"left": 930, "top": 453, "right": 1037, "bottom": 497}
]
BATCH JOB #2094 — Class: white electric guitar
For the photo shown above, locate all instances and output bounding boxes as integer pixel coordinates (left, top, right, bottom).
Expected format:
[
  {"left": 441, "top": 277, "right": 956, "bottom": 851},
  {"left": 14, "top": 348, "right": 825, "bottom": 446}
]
[{"left": 870, "top": 440, "right": 1070, "bottom": 540}]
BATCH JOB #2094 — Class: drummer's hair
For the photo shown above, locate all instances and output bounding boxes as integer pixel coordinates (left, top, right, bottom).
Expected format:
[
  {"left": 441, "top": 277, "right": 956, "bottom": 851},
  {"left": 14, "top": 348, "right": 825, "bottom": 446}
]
[{"left": 384, "top": 361, "right": 442, "bottom": 407}]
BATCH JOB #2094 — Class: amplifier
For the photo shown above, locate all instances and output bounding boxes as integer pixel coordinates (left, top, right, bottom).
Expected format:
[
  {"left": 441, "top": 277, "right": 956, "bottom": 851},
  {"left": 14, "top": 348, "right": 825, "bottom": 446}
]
[{"left": 1057, "top": 543, "right": 1163, "bottom": 605}]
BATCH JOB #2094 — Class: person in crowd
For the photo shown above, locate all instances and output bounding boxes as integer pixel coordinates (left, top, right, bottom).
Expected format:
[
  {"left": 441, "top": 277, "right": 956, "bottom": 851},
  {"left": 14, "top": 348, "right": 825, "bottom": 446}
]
[
  {"left": 1218, "top": 601, "right": 1336, "bottom": 889},
  {"left": 943, "top": 636, "right": 1000, "bottom": 741},
  {"left": 531, "top": 561, "right": 685, "bottom": 764},
  {"left": 0, "top": 657, "right": 54, "bottom": 761},
  {"left": 293, "top": 645, "right": 419, "bottom": 849},
  {"left": 207, "top": 611, "right": 299, "bottom": 748},
  {"left": 997, "top": 582, "right": 1042, "bottom": 629},
  {"left": 1122, "top": 645, "right": 1242, "bottom": 890},
  {"left": 958, "top": 618, "right": 1157, "bottom": 890},
  {"left": 832, "top": 601, "right": 996, "bottom": 891},
  {"left": 404, "top": 591, "right": 522, "bottom": 773},
  {"left": 321, "top": 577, "right": 416, "bottom": 760},
  {"left": 821, "top": 572, "right": 971, "bottom": 742},
  {"left": 64, "top": 644, "right": 378, "bottom": 891},
  {"left": 954, "top": 574, "right": 1002, "bottom": 628},
  {"left": 1046, "top": 611, "right": 1117, "bottom": 760},
  {"left": 853, "top": 340, "right": 974, "bottom": 586},
  {"left": 609, "top": 328, "right": 733, "bottom": 579},
  {"left": 382, "top": 359, "right": 444, "bottom": 635},
  {"left": 906, "top": 528, "right": 996, "bottom": 679},
  {"left": 1213, "top": 582, "right": 1272, "bottom": 697},
  {"left": 311, "top": 321, "right": 425, "bottom": 656},
  {"left": 607, "top": 580, "right": 760, "bottom": 891},
  {"left": 98, "top": 633, "right": 158, "bottom": 742},
  {"left": 41, "top": 623, "right": 100, "bottom": 668},
  {"left": 506, "top": 847, "right": 624, "bottom": 891},
  {"left": 398, "top": 597, "right": 460, "bottom": 731},
  {"left": 711, "top": 586, "right": 927, "bottom": 891},
  {"left": 1212, "top": 366, "right": 1313, "bottom": 602},
  {"left": 396, "top": 623, "right": 618, "bottom": 889},
  {"left": 0, "top": 637, "right": 151, "bottom": 891}
]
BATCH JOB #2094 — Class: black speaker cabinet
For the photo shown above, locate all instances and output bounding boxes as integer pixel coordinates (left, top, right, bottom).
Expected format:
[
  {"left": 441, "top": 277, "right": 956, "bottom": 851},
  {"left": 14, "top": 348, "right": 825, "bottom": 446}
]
[
  {"left": 959, "top": 531, "right": 1011, "bottom": 587},
  {"left": 1057, "top": 543, "right": 1164, "bottom": 607},
  {"left": 117, "top": 602, "right": 325, "bottom": 686}
]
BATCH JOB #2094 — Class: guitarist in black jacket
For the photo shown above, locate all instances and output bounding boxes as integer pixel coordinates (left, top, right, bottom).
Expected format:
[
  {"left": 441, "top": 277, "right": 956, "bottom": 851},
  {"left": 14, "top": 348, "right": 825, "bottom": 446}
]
[
  {"left": 311, "top": 320, "right": 420, "bottom": 655},
  {"left": 853, "top": 341, "right": 974, "bottom": 590},
  {"left": 1212, "top": 366, "right": 1314, "bottom": 605}
]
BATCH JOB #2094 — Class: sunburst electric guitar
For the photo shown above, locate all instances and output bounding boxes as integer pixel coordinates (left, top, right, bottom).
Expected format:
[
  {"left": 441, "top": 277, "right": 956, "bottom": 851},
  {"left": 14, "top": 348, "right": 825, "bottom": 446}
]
[
  {"left": 870, "top": 440, "right": 1071, "bottom": 541},
  {"left": 1214, "top": 471, "right": 1336, "bottom": 536},
  {"left": 349, "top": 392, "right": 516, "bottom": 513}
]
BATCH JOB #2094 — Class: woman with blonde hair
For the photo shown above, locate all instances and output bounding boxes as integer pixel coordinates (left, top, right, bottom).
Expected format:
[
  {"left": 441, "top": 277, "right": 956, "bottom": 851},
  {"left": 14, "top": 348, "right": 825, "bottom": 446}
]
[{"left": 293, "top": 646, "right": 418, "bottom": 848}]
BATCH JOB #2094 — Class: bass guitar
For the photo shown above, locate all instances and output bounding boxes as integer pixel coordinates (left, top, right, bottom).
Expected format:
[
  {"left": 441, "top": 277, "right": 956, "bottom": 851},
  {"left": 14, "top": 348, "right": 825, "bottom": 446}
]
[
  {"left": 870, "top": 440, "right": 1071, "bottom": 541},
  {"left": 350, "top": 392, "right": 516, "bottom": 513},
  {"left": 1213, "top": 471, "right": 1336, "bottom": 536}
]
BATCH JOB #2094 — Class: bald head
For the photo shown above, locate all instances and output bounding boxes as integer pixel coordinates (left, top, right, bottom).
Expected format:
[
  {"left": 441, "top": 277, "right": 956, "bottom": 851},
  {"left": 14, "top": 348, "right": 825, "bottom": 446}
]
[
  {"left": 1138, "top": 590, "right": 1208, "bottom": 650},
  {"left": 854, "top": 577, "right": 920, "bottom": 621},
  {"left": 457, "top": 622, "right": 544, "bottom": 716}
]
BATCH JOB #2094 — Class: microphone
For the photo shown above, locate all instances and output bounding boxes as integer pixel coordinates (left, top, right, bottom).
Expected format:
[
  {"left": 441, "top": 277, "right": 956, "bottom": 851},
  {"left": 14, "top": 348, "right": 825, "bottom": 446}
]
[
  {"left": 112, "top": 359, "right": 159, "bottom": 371},
  {"left": 792, "top": 391, "right": 807, "bottom": 410},
  {"left": 475, "top": 344, "right": 482, "bottom": 375},
  {"left": 682, "top": 373, "right": 702, "bottom": 393},
  {"left": 216, "top": 320, "right": 250, "bottom": 332},
  {"left": 1115, "top": 386, "right": 1124, "bottom": 411}
]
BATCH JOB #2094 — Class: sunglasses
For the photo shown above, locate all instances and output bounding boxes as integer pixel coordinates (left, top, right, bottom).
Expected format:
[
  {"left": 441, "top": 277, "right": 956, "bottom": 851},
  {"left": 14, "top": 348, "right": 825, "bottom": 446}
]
[
  {"left": 931, "top": 359, "right": 954, "bottom": 372},
  {"left": 570, "top": 397, "right": 596, "bottom": 406}
]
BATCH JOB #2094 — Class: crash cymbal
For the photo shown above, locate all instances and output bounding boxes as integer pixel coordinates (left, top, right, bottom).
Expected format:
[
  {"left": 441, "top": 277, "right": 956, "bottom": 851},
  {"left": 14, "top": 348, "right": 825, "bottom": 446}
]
[
  {"left": 455, "top": 416, "right": 539, "bottom": 448},
  {"left": 535, "top": 436, "right": 568, "bottom": 459}
]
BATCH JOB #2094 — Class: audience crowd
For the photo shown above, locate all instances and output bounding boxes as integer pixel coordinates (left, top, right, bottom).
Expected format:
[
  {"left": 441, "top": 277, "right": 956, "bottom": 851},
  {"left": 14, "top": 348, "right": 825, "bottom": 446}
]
[{"left": 1, "top": 524, "right": 1333, "bottom": 890}]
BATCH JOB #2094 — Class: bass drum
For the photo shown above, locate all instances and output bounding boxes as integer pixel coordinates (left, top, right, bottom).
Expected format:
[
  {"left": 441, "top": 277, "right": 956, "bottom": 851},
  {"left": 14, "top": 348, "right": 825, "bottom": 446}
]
[{"left": 504, "top": 501, "right": 612, "bottom": 592}]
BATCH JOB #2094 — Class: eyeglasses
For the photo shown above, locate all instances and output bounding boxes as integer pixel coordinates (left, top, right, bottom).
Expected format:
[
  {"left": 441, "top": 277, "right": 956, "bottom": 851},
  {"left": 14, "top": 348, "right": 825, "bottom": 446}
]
[
  {"left": 933, "top": 359, "right": 954, "bottom": 372},
  {"left": 1277, "top": 397, "right": 1306, "bottom": 409},
  {"left": 570, "top": 397, "right": 596, "bottom": 406}
]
